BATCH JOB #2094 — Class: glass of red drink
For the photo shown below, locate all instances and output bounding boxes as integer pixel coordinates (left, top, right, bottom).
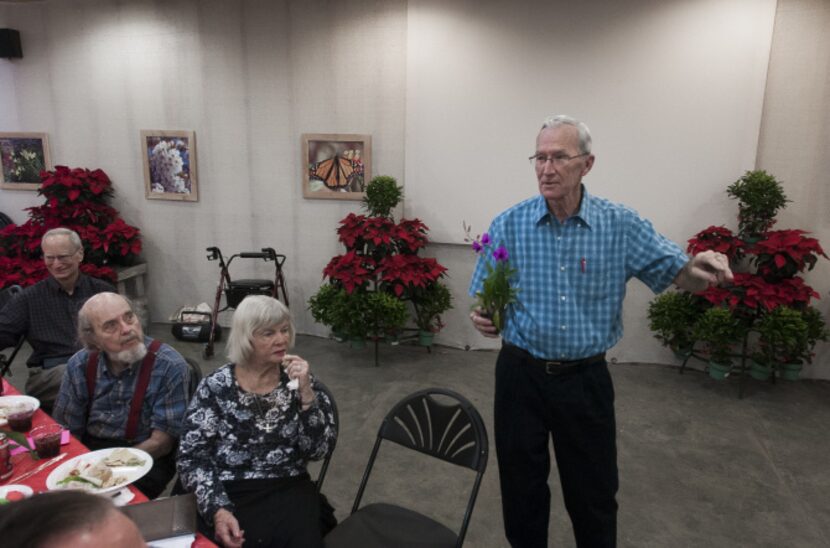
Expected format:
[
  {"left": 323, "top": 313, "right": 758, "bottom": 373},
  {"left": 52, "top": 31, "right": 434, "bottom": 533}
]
[
  {"left": 31, "top": 424, "right": 63, "bottom": 459},
  {"left": 7, "top": 404, "right": 35, "bottom": 432}
]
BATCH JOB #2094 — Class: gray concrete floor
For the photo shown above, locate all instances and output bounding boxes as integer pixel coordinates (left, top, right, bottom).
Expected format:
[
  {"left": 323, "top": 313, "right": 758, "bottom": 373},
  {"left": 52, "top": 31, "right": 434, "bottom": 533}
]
[{"left": 5, "top": 326, "right": 830, "bottom": 547}]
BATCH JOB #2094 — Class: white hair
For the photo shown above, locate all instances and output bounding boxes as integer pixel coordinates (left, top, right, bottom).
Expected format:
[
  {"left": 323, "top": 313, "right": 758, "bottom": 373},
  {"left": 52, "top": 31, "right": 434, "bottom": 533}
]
[
  {"left": 42, "top": 227, "right": 83, "bottom": 252},
  {"left": 227, "top": 295, "right": 295, "bottom": 365},
  {"left": 540, "top": 114, "right": 593, "bottom": 154}
]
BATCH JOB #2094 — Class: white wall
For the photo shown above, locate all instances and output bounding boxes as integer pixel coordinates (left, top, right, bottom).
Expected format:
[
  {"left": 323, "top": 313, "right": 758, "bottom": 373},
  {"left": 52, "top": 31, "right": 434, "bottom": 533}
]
[
  {"left": 1, "top": 0, "right": 828, "bottom": 377},
  {"left": 755, "top": 0, "right": 830, "bottom": 379}
]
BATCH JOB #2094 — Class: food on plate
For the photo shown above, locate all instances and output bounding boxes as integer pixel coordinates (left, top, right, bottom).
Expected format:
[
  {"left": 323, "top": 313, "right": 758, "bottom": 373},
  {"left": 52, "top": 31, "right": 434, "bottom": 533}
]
[
  {"left": 56, "top": 460, "right": 127, "bottom": 490},
  {"left": 0, "top": 490, "right": 27, "bottom": 504},
  {"left": 102, "top": 448, "right": 145, "bottom": 467}
]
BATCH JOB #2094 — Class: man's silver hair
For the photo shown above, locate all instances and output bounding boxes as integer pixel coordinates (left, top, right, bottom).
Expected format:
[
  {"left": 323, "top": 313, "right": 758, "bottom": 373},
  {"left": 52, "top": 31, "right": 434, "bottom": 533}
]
[
  {"left": 227, "top": 295, "right": 295, "bottom": 365},
  {"left": 77, "top": 292, "right": 135, "bottom": 349},
  {"left": 42, "top": 227, "right": 83, "bottom": 252},
  {"left": 540, "top": 114, "right": 593, "bottom": 155}
]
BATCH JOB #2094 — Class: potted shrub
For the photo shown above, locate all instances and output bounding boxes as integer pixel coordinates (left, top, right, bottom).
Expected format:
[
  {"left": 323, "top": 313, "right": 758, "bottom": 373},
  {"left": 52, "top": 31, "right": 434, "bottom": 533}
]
[
  {"left": 647, "top": 291, "right": 702, "bottom": 358},
  {"left": 692, "top": 307, "right": 743, "bottom": 380},
  {"left": 412, "top": 281, "right": 453, "bottom": 346},
  {"left": 754, "top": 307, "right": 809, "bottom": 381},
  {"left": 308, "top": 283, "right": 349, "bottom": 341}
]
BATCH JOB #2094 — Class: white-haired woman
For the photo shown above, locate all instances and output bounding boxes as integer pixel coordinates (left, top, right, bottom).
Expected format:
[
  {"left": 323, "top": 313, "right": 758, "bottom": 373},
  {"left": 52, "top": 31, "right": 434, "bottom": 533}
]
[{"left": 177, "top": 295, "right": 335, "bottom": 548}]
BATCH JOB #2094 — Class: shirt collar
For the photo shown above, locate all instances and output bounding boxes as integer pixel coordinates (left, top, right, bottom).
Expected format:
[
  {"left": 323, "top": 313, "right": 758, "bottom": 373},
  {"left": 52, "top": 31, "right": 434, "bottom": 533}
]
[
  {"left": 533, "top": 185, "right": 595, "bottom": 229},
  {"left": 45, "top": 272, "right": 85, "bottom": 294}
]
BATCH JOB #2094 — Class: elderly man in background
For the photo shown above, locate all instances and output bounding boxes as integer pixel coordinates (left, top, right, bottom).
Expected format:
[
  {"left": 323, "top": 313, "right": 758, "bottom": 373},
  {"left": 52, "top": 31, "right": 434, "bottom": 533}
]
[
  {"left": 0, "top": 227, "right": 114, "bottom": 412},
  {"left": 54, "top": 292, "right": 190, "bottom": 499}
]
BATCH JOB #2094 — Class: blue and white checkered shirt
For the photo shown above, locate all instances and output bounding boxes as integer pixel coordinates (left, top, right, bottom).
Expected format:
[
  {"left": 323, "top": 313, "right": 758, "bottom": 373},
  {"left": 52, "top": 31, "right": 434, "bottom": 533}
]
[
  {"left": 469, "top": 189, "right": 688, "bottom": 360},
  {"left": 54, "top": 336, "right": 189, "bottom": 442}
]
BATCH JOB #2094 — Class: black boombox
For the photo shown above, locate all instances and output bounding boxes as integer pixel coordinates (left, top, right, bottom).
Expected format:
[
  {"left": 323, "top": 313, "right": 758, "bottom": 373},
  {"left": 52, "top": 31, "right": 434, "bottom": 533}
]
[{"left": 171, "top": 311, "right": 221, "bottom": 343}]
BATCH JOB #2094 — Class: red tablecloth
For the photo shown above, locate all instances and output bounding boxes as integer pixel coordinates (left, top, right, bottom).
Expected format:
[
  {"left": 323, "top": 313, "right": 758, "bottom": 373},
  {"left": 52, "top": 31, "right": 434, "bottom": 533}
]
[{"left": 1, "top": 378, "right": 216, "bottom": 547}]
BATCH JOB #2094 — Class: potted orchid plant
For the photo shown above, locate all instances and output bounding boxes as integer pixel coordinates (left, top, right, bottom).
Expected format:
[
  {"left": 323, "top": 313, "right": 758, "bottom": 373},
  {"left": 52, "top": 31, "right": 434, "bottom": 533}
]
[{"left": 465, "top": 223, "right": 519, "bottom": 332}]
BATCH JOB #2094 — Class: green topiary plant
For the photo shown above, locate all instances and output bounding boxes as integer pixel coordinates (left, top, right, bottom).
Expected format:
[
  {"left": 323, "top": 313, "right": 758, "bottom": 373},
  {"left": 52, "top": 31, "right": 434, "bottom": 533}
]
[
  {"left": 362, "top": 175, "right": 403, "bottom": 218},
  {"left": 726, "top": 170, "right": 790, "bottom": 241}
]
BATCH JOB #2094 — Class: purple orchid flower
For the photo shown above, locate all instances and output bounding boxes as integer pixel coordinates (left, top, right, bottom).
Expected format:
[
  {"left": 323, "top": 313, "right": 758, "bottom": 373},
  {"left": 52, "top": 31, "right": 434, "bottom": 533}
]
[
  {"left": 481, "top": 233, "right": 491, "bottom": 245},
  {"left": 472, "top": 240, "right": 483, "bottom": 253},
  {"left": 493, "top": 245, "right": 509, "bottom": 262}
]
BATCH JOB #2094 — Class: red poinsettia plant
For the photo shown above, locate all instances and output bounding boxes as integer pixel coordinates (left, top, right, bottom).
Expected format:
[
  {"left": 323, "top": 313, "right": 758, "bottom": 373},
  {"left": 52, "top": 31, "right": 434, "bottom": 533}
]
[
  {"left": 687, "top": 225, "right": 745, "bottom": 260},
  {"left": 0, "top": 166, "right": 142, "bottom": 290},
  {"left": 648, "top": 170, "right": 827, "bottom": 380},
  {"left": 749, "top": 229, "right": 827, "bottom": 281},
  {"left": 310, "top": 176, "right": 452, "bottom": 349}
]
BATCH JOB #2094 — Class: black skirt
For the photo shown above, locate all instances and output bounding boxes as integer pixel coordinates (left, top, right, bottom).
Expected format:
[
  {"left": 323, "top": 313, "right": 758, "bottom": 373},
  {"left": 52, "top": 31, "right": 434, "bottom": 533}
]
[{"left": 198, "top": 474, "right": 323, "bottom": 548}]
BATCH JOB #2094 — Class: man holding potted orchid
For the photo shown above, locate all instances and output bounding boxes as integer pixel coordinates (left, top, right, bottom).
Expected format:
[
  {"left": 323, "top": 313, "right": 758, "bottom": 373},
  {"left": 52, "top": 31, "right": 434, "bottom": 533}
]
[{"left": 468, "top": 115, "right": 734, "bottom": 548}]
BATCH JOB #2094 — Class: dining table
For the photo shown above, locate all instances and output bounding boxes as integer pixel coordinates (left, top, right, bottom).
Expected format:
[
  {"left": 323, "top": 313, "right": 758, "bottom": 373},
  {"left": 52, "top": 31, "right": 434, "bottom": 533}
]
[{"left": 1, "top": 377, "right": 216, "bottom": 547}]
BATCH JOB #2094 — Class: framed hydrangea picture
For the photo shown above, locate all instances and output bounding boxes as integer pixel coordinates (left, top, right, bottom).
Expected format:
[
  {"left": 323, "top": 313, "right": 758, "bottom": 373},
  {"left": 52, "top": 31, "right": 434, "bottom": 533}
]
[
  {"left": 0, "top": 132, "right": 51, "bottom": 190},
  {"left": 141, "top": 130, "right": 198, "bottom": 202}
]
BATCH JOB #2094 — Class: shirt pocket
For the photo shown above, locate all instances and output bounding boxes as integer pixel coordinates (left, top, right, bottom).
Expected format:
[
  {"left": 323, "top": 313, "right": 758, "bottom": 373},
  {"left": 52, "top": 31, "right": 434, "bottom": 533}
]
[{"left": 573, "top": 257, "right": 611, "bottom": 302}]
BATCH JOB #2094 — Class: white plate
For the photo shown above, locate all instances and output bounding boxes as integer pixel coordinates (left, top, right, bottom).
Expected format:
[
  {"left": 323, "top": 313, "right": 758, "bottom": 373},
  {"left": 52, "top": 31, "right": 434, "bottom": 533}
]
[
  {"left": 0, "top": 395, "right": 40, "bottom": 426},
  {"left": 45, "top": 448, "right": 153, "bottom": 495},
  {"left": 0, "top": 484, "right": 34, "bottom": 502}
]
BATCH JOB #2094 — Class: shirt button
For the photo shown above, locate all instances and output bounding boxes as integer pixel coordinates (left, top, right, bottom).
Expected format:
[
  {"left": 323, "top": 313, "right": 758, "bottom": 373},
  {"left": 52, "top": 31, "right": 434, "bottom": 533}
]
[
  {"left": 557, "top": 237, "right": 562, "bottom": 241},
  {"left": 560, "top": 266, "right": 565, "bottom": 271},
  {"left": 560, "top": 325, "right": 567, "bottom": 330},
  {"left": 560, "top": 295, "right": 566, "bottom": 301}
]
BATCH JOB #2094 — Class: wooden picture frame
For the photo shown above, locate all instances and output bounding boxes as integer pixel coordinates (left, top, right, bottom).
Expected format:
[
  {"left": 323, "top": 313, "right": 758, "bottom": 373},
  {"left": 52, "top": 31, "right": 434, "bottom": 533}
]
[
  {"left": 141, "top": 130, "right": 198, "bottom": 202},
  {"left": 302, "top": 133, "right": 371, "bottom": 200},
  {"left": 0, "top": 132, "right": 51, "bottom": 190}
]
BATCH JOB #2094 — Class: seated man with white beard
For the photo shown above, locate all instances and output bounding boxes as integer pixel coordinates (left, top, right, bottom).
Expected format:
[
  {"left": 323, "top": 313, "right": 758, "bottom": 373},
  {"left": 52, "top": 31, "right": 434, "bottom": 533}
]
[{"left": 54, "top": 292, "right": 189, "bottom": 498}]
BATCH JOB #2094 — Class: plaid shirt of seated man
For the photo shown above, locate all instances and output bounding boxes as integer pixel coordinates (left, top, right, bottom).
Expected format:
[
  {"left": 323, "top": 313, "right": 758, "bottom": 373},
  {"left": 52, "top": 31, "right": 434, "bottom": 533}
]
[{"left": 53, "top": 292, "right": 189, "bottom": 498}]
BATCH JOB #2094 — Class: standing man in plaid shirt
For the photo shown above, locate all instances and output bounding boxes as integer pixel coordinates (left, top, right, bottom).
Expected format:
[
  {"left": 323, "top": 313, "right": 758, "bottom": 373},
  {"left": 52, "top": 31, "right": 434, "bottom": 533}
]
[{"left": 469, "top": 115, "right": 734, "bottom": 548}]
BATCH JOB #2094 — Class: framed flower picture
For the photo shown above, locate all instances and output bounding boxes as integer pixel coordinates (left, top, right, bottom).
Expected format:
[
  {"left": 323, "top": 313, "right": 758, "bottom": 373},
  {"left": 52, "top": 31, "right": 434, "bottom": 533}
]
[
  {"left": 302, "top": 133, "right": 371, "bottom": 200},
  {"left": 141, "top": 130, "right": 198, "bottom": 202},
  {"left": 0, "top": 132, "right": 51, "bottom": 190}
]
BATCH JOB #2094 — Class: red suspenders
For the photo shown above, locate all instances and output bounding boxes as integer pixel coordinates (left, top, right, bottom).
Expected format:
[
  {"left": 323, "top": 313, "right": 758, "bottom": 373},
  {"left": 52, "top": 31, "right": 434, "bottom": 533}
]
[{"left": 85, "top": 339, "right": 163, "bottom": 442}]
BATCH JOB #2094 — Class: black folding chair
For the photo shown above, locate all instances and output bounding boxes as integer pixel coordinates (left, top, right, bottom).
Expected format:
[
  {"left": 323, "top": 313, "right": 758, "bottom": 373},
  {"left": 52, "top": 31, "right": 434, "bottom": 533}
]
[
  {"left": 324, "top": 388, "right": 488, "bottom": 548},
  {"left": 312, "top": 380, "right": 339, "bottom": 493},
  {"left": 183, "top": 357, "right": 203, "bottom": 402},
  {"left": 0, "top": 285, "right": 25, "bottom": 382}
]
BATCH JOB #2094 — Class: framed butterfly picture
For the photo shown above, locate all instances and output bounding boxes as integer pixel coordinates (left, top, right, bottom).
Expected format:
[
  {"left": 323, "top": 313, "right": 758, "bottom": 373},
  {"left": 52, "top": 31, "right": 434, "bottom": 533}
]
[{"left": 302, "top": 133, "right": 371, "bottom": 200}]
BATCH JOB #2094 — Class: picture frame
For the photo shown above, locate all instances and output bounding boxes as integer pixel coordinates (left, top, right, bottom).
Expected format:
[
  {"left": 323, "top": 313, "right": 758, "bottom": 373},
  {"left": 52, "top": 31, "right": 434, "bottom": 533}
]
[
  {"left": 302, "top": 133, "right": 371, "bottom": 200},
  {"left": 0, "top": 132, "right": 51, "bottom": 190},
  {"left": 141, "top": 130, "right": 198, "bottom": 202}
]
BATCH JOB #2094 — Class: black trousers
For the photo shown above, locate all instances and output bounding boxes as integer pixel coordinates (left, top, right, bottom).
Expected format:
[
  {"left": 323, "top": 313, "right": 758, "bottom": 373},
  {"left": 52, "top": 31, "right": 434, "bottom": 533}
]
[{"left": 494, "top": 344, "right": 618, "bottom": 548}]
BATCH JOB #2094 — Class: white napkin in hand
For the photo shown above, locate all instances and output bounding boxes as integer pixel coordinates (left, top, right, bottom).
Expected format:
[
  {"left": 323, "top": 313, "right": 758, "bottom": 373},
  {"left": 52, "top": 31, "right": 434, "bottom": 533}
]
[{"left": 286, "top": 378, "right": 299, "bottom": 390}]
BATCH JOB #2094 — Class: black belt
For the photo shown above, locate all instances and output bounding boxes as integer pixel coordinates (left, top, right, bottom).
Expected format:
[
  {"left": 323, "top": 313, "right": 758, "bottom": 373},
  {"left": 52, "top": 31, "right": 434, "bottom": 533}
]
[{"left": 503, "top": 342, "right": 606, "bottom": 374}]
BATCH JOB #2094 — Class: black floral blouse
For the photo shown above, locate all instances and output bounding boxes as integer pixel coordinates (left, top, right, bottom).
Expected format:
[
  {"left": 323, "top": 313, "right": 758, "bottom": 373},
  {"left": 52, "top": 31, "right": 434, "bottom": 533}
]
[{"left": 177, "top": 363, "right": 336, "bottom": 523}]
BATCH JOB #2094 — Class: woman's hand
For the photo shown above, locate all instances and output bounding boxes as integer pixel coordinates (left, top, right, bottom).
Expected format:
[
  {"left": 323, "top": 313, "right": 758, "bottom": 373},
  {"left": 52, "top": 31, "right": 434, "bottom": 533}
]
[
  {"left": 283, "top": 354, "right": 315, "bottom": 407},
  {"left": 214, "top": 508, "right": 245, "bottom": 547}
]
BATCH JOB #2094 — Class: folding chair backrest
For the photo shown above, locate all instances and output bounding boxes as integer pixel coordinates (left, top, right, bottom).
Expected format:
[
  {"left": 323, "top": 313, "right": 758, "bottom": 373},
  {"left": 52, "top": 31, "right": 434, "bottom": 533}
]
[
  {"left": 0, "top": 284, "right": 22, "bottom": 310},
  {"left": 183, "top": 357, "right": 203, "bottom": 402},
  {"left": 378, "top": 388, "right": 488, "bottom": 472},
  {"left": 349, "top": 387, "right": 488, "bottom": 545},
  {"left": 313, "top": 379, "right": 339, "bottom": 493},
  {"left": 0, "top": 285, "right": 25, "bottom": 378}
]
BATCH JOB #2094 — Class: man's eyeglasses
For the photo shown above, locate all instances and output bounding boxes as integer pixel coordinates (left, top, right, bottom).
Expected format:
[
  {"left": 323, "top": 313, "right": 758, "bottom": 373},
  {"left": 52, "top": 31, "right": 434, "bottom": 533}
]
[
  {"left": 529, "top": 152, "right": 589, "bottom": 167},
  {"left": 44, "top": 253, "right": 78, "bottom": 263}
]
